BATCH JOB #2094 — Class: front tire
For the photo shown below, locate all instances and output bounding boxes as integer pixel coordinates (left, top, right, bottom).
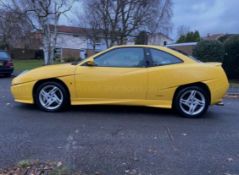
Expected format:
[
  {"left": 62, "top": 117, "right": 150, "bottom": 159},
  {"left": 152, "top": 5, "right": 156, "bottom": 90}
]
[
  {"left": 35, "top": 81, "right": 69, "bottom": 112},
  {"left": 174, "top": 86, "right": 210, "bottom": 118}
]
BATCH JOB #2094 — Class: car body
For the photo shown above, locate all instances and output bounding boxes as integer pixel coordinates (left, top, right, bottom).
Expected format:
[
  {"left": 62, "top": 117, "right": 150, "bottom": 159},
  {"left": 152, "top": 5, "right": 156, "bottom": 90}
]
[
  {"left": 0, "top": 50, "right": 14, "bottom": 76},
  {"left": 11, "top": 45, "right": 229, "bottom": 117}
]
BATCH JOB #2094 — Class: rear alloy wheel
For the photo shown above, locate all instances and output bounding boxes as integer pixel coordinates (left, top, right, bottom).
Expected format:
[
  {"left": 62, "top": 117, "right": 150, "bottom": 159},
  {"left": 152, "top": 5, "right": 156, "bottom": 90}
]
[
  {"left": 174, "top": 86, "right": 209, "bottom": 118},
  {"left": 35, "top": 82, "right": 69, "bottom": 112}
]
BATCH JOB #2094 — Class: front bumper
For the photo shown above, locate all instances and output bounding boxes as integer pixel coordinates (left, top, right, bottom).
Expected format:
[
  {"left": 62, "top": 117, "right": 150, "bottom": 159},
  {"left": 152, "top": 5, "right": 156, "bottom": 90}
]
[{"left": 11, "top": 81, "right": 35, "bottom": 104}]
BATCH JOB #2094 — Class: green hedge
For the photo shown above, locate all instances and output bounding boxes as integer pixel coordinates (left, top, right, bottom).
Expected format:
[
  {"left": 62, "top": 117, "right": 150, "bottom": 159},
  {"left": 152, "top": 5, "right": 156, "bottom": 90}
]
[
  {"left": 192, "top": 40, "right": 225, "bottom": 62},
  {"left": 223, "top": 36, "right": 239, "bottom": 79}
]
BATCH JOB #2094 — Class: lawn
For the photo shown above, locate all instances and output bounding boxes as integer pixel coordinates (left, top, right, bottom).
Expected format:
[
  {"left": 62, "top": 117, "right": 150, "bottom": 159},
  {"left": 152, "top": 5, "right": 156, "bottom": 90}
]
[{"left": 13, "top": 59, "right": 44, "bottom": 71}]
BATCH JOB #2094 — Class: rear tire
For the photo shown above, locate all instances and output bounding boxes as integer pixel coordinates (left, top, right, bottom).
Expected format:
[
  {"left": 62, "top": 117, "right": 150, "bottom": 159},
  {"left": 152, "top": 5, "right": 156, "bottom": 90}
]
[
  {"left": 35, "top": 81, "right": 69, "bottom": 112},
  {"left": 174, "top": 86, "right": 210, "bottom": 118}
]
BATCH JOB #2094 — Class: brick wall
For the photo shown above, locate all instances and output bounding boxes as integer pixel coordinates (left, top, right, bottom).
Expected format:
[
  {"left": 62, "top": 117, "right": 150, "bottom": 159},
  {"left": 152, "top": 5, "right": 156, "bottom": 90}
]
[
  {"left": 62, "top": 48, "right": 80, "bottom": 59},
  {"left": 10, "top": 49, "right": 43, "bottom": 59}
]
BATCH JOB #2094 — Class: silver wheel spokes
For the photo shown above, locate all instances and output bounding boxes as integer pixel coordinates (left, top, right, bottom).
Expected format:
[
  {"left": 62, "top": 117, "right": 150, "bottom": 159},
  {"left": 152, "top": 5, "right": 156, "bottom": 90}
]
[
  {"left": 39, "top": 85, "right": 63, "bottom": 110},
  {"left": 179, "top": 90, "right": 206, "bottom": 116}
]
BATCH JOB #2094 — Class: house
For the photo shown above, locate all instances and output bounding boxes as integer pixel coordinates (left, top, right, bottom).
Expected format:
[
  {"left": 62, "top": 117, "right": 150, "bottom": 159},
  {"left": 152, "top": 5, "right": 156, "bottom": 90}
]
[
  {"left": 202, "top": 33, "right": 225, "bottom": 41},
  {"left": 148, "top": 33, "right": 173, "bottom": 46},
  {"left": 54, "top": 25, "right": 173, "bottom": 59},
  {"left": 6, "top": 25, "right": 173, "bottom": 60},
  {"left": 166, "top": 42, "right": 197, "bottom": 56},
  {"left": 52, "top": 25, "right": 108, "bottom": 60}
]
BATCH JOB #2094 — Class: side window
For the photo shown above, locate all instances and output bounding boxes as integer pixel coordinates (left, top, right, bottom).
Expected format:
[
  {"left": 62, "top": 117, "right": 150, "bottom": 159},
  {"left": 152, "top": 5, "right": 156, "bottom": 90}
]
[
  {"left": 150, "top": 49, "right": 182, "bottom": 66},
  {"left": 94, "top": 48, "right": 145, "bottom": 67}
]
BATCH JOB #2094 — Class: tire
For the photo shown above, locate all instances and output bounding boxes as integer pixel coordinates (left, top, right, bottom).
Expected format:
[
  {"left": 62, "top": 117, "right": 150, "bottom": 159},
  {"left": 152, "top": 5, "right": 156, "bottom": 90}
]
[
  {"left": 173, "top": 86, "right": 210, "bottom": 118},
  {"left": 35, "top": 81, "right": 69, "bottom": 112}
]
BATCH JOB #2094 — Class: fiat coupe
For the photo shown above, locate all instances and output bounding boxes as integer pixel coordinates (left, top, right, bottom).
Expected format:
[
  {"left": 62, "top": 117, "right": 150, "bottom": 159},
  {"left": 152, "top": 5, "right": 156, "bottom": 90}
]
[{"left": 11, "top": 45, "right": 229, "bottom": 118}]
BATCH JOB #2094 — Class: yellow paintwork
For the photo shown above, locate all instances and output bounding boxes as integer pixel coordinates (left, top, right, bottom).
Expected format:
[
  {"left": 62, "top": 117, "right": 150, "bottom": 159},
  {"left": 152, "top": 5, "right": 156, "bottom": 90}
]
[{"left": 11, "top": 45, "right": 229, "bottom": 109}]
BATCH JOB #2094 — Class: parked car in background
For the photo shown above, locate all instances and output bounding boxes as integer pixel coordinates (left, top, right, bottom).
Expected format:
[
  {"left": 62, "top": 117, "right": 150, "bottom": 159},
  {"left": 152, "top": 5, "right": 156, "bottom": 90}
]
[
  {"left": 0, "top": 50, "right": 14, "bottom": 77},
  {"left": 11, "top": 45, "right": 229, "bottom": 118}
]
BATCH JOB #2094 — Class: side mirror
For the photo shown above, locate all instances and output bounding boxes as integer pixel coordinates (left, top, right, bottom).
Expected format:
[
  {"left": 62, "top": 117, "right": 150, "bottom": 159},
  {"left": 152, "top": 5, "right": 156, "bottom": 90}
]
[{"left": 86, "top": 60, "right": 96, "bottom": 66}]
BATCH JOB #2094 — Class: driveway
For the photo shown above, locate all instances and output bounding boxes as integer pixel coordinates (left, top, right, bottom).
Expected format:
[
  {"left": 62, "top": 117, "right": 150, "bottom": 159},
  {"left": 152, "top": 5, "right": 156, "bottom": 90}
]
[{"left": 0, "top": 77, "right": 239, "bottom": 175}]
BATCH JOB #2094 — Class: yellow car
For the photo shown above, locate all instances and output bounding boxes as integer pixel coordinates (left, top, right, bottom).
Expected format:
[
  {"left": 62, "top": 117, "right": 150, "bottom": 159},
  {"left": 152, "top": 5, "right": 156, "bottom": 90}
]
[{"left": 11, "top": 45, "right": 229, "bottom": 118}]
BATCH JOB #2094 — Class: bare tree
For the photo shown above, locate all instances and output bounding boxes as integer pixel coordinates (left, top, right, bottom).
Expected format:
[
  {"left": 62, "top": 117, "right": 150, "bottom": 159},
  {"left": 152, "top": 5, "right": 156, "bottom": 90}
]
[
  {"left": 77, "top": 5, "right": 103, "bottom": 51},
  {"left": 81, "top": 0, "right": 172, "bottom": 47},
  {"left": 177, "top": 25, "right": 190, "bottom": 39},
  {"left": 0, "top": 0, "right": 76, "bottom": 65},
  {"left": 0, "top": 9, "right": 32, "bottom": 50}
]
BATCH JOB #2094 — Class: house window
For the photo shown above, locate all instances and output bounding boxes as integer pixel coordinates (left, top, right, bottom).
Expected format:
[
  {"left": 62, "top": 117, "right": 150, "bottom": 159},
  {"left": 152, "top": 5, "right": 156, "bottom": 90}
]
[
  {"left": 163, "top": 41, "right": 167, "bottom": 46},
  {"left": 54, "top": 48, "right": 62, "bottom": 59}
]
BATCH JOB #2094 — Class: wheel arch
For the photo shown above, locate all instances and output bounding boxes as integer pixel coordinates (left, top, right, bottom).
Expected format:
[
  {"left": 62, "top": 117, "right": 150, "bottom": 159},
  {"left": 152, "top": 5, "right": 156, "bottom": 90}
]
[
  {"left": 173, "top": 82, "right": 211, "bottom": 107},
  {"left": 33, "top": 78, "right": 71, "bottom": 104}
]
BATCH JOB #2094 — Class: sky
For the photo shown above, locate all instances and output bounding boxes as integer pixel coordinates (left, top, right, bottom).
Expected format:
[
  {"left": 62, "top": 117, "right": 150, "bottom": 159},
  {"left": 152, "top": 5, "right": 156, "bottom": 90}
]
[
  {"left": 172, "top": 0, "right": 239, "bottom": 39},
  {"left": 60, "top": 0, "right": 239, "bottom": 40}
]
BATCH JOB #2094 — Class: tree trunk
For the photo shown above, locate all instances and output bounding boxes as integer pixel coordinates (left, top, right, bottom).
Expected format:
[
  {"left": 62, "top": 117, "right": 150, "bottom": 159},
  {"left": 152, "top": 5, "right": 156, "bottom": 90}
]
[{"left": 43, "top": 34, "right": 52, "bottom": 65}]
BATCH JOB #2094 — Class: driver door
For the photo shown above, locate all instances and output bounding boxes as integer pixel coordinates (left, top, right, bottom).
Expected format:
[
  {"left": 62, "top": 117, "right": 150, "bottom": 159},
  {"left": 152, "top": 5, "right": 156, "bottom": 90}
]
[{"left": 75, "top": 47, "right": 148, "bottom": 103}]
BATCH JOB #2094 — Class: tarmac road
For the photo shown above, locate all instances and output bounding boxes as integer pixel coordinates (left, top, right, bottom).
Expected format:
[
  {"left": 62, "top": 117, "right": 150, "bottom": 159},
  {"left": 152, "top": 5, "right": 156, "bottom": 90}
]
[{"left": 0, "top": 76, "right": 239, "bottom": 175}]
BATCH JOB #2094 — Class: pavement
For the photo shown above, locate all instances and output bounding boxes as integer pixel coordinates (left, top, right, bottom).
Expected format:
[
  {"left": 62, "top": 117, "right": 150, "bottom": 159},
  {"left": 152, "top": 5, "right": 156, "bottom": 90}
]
[
  {"left": 0, "top": 76, "right": 239, "bottom": 175},
  {"left": 228, "top": 87, "right": 239, "bottom": 95}
]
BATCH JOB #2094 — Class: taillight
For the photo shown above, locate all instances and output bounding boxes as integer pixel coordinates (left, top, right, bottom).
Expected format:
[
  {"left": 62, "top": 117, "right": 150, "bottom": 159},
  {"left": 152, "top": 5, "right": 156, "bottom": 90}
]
[{"left": 5, "top": 59, "right": 14, "bottom": 67}]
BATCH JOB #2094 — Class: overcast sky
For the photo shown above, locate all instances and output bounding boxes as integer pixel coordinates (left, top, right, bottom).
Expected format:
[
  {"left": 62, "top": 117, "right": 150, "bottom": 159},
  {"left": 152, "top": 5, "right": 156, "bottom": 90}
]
[
  {"left": 60, "top": 0, "right": 239, "bottom": 40},
  {"left": 172, "top": 0, "right": 239, "bottom": 39}
]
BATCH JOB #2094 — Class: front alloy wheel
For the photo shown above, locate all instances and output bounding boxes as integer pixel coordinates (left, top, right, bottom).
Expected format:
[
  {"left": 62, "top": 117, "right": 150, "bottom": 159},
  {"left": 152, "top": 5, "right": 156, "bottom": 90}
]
[
  {"left": 174, "top": 86, "right": 209, "bottom": 118},
  {"left": 35, "top": 82, "right": 69, "bottom": 112}
]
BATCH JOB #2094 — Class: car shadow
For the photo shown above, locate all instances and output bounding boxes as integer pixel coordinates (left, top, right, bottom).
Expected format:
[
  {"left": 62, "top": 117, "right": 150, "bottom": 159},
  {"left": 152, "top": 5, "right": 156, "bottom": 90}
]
[
  {"left": 16, "top": 103, "right": 181, "bottom": 119},
  {"left": 71, "top": 104, "right": 173, "bottom": 115},
  {"left": 15, "top": 102, "right": 218, "bottom": 120}
]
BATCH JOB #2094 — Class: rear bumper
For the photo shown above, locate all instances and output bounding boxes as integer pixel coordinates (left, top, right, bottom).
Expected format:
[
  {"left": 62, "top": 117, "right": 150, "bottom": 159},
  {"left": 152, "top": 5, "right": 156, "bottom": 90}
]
[
  {"left": 215, "top": 101, "right": 224, "bottom": 106},
  {"left": 0, "top": 67, "right": 14, "bottom": 74}
]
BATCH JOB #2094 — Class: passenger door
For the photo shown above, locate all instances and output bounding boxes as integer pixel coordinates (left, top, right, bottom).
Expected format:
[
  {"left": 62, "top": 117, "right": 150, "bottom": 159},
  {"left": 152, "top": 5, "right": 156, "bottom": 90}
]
[{"left": 75, "top": 47, "right": 148, "bottom": 102}]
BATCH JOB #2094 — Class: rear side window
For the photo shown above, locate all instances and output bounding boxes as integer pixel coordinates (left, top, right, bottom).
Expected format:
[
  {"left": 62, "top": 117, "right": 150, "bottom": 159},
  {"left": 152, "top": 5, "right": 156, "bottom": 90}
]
[
  {"left": 0, "top": 51, "right": 10, "bottom": 60},
  {"left": 149, "top": 49, "right": 182, "bottom": 66}
]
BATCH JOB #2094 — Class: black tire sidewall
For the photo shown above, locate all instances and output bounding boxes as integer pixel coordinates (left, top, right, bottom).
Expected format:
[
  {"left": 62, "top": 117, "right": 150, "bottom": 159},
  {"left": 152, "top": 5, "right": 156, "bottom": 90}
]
[
  {"left": 174, "top": 86, "right": 210, "bottom": 118},
  {"left": 35, "top": 81, "right": 69, "bottom": 112}
]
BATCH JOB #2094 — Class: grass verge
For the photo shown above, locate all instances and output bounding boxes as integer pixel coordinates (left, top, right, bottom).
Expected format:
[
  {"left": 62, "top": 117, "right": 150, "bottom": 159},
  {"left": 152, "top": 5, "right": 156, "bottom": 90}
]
[{"left": 13, "top": 59, "right": 44, "bottom": 71}]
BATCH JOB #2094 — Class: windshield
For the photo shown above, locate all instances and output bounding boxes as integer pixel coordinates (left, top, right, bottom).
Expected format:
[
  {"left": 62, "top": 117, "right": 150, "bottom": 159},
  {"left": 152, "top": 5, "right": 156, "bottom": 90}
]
[{"left": 0, "top": 51, "right": 10, "bottom": 60}]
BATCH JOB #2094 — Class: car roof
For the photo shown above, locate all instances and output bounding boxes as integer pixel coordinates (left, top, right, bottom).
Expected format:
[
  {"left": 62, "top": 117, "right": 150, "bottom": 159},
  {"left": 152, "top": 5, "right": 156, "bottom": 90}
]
[{"left": 111, "top": 45, "right": 179, "bottom": 54}]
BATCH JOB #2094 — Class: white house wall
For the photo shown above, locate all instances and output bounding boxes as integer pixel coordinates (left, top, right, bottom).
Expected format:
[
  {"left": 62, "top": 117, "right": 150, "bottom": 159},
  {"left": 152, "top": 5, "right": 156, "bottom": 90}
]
[
  {"left": 55, "top": 33, "right": 88, "bottom": 49},
  {"left": 55, "top": 33, "right": 108, "bottom": 51},
  {"left": 54, "top": 32, "right": 172, "bottom": 50},
  {"left": 148, "top": 34, "right": 173, "bottom": 46}
]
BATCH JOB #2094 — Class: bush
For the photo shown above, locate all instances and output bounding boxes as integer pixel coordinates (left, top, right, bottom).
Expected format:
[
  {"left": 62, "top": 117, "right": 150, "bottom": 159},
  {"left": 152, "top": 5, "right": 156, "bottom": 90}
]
[
  {"left": 223, "top": 36, "right": 239, "bottom": 79},
  {"left": 193, "top": 40, "right": 225, "bottom": 62}
]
